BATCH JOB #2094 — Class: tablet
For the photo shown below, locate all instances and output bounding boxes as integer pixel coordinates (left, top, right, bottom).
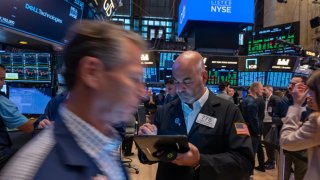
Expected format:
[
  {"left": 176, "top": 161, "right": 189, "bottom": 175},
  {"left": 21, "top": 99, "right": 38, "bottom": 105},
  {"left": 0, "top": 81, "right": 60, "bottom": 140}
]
[{"left": 133, "top": 135, "right": 190, "bottom": 162}]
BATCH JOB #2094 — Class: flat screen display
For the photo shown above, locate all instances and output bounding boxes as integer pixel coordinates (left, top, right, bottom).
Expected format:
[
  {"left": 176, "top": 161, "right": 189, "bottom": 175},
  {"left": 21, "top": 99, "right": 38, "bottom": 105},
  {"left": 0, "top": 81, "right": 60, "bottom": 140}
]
[
  {"left": 238, "top": 71, "right": 266, "bottom": 87},
  {"left": 1, "top": 84, "right": 7, "bottom": 94},
  {"left": 247, "top": 22, "right": 300, "bottom": 56},
  {"left": 158, "top": 52, "right": 180, "bottom": 82},
  {"left": 207, "top": 69, "right": 237, "bottom": 86},
  {"left": 0, "top": 53, "right": 51, "bottom": 82},
  {"left": 143, "top": 67, "right": 157, "bottom": 83},
  {"left": 0, "top": 0, "right": 84, "bottom": 45},
  {"left": 9, "top": 87, "right": 51, "bottom": 114},
  {"left": 266, "top": 72, "right": 292, "bottom": 88},
  {"left": 178, "top": 0, "right": 254, "bottom": 36}
]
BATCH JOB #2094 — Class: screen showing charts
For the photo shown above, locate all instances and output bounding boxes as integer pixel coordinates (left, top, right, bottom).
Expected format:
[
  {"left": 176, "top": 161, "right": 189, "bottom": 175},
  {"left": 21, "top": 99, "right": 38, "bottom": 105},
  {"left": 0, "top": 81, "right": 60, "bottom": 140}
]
[
  {"left": 9, "top": 87, "right": 51, "bottom": 114},
  {"left": 143, "top": 67, "right": 157, "bottom": 82},
  {"left": 0, "top": 53, "right": 51, "bottom": 82},
  {"left": 158, "top": 52, "right": 180, "bottom": 82},
  {"left": 238, "top": 72, "right": 266, "bottom": 86},
  {"left": 207, "top": 69, "right": 237, "bottom": 86},
  {"left": 247, "top": 22, "right": 300, "bottom": 56},
  {"left": 266, "top": 72, "right": 292, "bottom": 88}
]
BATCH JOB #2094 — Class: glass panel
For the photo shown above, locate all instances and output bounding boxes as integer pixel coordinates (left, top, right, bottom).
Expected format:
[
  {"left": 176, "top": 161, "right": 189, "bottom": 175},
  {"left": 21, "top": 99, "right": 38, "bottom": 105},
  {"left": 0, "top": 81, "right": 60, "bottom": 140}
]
[
  {"left": 154, "top": 21, "right": 160, "bottom": 26},
  {"left": 166, "top": 21, "right": 172, "bottom": 27},
  {"left": 124, "top": 25, "right": 130, "bottom": 30},
  {"left": 158, "top": 29, "right": 163, "bottom": 38},
  {"left": 166, "top": 34, "right": 171, "bottom": 40},
  {"left": 142, "top": 20, "right": 148, "bottom": 25},
  {"left": 166, "top": 28, "right": 172, "bottom": 33},
  {"left": 148, "top": 20, "right": 154, "bottom": 26},
  {"left": 150, "top": 29, "right": 155, "bottom": 40},
  {"left": 124, "top": 19, "right": 130, "bottom": 24},
  {"left": 142, "top": 33, "right": 147, "bottom": 39},
  {"left": 142, "top": 26, "right": 148, "bottom": 32},
  {"left": 161, "top": 21, "right": 166, "bottom": 26}
]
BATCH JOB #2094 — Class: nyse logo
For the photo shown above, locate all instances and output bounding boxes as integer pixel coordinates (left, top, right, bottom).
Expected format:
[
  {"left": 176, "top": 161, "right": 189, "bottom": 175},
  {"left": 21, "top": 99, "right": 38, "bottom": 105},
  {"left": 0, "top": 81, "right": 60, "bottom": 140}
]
[
  {"left": 69, "top": 6, "right": 78, "bottom": 19},
  {"left": 246, "top": 58, "right": 258, "bottom": 70},
  {"left": 103, "top": 0, "right": 115, "bottom": 17},
  {"left": 211, "top": 0, "right": 232, "bottom": 14},
  {"left": 277, "top": 58, "right": 290, "bottom": 66}
]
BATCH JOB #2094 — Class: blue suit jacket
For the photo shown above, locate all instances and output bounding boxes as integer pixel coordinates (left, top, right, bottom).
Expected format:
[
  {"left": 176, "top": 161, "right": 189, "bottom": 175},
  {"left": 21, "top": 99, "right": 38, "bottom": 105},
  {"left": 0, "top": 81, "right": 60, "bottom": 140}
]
[{"left": 33, "top": 115, "right": 129, "bottom": 180}]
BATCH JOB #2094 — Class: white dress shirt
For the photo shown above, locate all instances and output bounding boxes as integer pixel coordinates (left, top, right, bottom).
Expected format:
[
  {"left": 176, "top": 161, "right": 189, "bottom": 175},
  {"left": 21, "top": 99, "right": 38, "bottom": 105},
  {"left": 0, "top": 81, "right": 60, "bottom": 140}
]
[{"left": 182, "top": 88, "right": 209, "bottom": 134}]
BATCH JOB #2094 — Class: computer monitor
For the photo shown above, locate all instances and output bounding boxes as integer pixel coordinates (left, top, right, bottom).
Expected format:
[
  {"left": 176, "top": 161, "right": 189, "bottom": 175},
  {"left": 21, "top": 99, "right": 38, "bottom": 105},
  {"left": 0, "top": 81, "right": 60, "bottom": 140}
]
[
  {"left": 266, "top": 72, "right": 292, "bottom": 88},
  {"left": 9, "top": 87, "right": 52, "bottom": 115},
  {"left": 207, "top": 85, "right": 219, "bottom": 94},
  {"left": 143, "top": 67, "right": 157, "bottom": 82},
  {"left": 238, "top": 71, "right": 266, "bottom": 87},
  {"left": 207, "top": 69, "right": 238, "bottom": 86},
  {"left": 1, "top": 84, "right": 7, "bottom": 94}
]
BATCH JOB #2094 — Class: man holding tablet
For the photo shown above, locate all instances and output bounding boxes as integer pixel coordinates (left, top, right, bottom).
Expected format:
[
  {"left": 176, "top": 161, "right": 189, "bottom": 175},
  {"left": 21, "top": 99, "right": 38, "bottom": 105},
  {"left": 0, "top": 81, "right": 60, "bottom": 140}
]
[{"left": 139, "top": 51, "right": 254, "bottom": 180}]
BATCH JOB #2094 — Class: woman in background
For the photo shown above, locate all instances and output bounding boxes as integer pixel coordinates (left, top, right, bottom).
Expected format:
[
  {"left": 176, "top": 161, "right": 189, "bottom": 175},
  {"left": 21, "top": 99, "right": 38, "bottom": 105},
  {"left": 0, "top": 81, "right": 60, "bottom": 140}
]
[{"left": 280, "top": 70, "right": 320, "bottom": 180}]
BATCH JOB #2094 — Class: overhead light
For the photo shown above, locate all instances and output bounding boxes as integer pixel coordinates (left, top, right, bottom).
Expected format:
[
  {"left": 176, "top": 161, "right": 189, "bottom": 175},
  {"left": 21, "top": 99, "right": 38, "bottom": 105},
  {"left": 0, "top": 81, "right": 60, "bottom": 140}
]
[{"left": 18, "top": 41, "right": 28, "bottom": 45}]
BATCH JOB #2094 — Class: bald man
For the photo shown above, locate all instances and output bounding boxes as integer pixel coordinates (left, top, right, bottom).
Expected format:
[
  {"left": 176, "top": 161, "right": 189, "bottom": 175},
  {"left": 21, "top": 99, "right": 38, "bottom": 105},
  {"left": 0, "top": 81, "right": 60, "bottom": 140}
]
[{"left": 139, "top": 51, "right": 254, "bottom": 180}]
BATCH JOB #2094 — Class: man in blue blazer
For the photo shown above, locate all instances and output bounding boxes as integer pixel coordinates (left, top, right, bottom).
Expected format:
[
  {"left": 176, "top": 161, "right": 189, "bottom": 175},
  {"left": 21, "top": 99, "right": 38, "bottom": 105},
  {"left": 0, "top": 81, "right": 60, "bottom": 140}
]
[
  {"left": 0, "top": 20, "right": 146, "bottom": 180},
  {"left": 139, "top": 51, "right": 254, "bottom": 180}
]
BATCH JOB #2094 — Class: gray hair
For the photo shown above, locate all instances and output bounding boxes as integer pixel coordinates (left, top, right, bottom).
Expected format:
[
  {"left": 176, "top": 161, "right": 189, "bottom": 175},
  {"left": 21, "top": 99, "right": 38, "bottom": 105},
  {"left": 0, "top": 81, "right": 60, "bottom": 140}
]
[{"left": 63, "top": 20, "right": 145, "bottom": 90}]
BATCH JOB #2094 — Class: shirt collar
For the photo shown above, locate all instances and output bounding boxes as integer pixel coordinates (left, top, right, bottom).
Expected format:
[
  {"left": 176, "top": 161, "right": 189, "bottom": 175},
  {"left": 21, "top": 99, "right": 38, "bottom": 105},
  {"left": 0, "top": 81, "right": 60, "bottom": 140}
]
[
  {"left": 266, "top": 94, "right": 272, "bottom": 101},
  {"left": 59, "top": 105, "right": 121, "bottom": 159},
  {"left": 182, "top": 88, "right": 209, "bottom": 111}
]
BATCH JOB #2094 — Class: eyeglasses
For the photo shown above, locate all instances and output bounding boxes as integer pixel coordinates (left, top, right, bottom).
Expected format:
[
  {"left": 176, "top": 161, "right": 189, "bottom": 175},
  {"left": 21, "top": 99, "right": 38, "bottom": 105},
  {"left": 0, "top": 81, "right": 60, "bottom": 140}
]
[{"left": 288, "top": 82, "right": 298, "bottom": 86}]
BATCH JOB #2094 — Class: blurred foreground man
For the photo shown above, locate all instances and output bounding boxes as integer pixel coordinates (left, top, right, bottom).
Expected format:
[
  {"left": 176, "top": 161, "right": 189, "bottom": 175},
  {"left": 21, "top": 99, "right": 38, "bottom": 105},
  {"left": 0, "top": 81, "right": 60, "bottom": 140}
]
[
  {"left": 0, "top": 20, "right": 145, "bottom": 180},
  {"left": 139, "top": 51, "right": 254, "bottom": 180}
]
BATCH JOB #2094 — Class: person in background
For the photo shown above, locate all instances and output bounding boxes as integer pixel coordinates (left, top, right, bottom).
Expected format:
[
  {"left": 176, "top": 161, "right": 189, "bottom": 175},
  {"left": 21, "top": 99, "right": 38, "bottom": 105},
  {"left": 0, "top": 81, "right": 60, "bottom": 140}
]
[
  {"left": 216, "top": 81, "right": 234, "bottom": 103},
  {"left": 262, "top": 85, "right": 280, "bottom": 170},
  {"left": 143, "top": 89, "right": 157, "bottom": 123},
  {"left": 139, "top": 51, "right": 253, "bottom": 180},
  {"left": 227, "top": 88, "right": 235, "bottom": 97},
  {"left": 242, "top": 82, "right": 265, "bottom": 172},
  {"left": 0, "top": 20, "right": 145, "bottom": 180},
  {"left": 0, "top": 64, "right": 35, "bottom": 170},
  {"left": 280, "top": 70, "right": 320, "bottom": 180},
  {"left": 273, "top": 76, "right": 308, "bottom": 180},
  {"left": 35, "top": 91, "right": 69, "bottom": 129},
  {"left": 156, "top": 90, "right": 165, "bottom": 105},
  {"left": 164, "top": 78, "right": 178, "bottom": 104}
]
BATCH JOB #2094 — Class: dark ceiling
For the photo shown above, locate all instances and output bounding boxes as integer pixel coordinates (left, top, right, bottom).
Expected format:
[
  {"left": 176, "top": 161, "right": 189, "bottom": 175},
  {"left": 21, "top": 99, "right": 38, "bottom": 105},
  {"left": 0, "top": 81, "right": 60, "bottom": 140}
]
[{"left": 0, "top": 26, "right": 56, "bottom": 52}]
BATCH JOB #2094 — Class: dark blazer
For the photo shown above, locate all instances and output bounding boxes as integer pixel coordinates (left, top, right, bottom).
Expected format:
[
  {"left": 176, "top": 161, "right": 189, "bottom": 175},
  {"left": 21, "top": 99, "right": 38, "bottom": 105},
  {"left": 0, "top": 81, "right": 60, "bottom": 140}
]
[
  {"left": 242, "top": 95, "right": 261, "bottom": 137},
  {"left": 153, "top": 91, "right": 254, "bottom": 180},
  {"left": 33, "top": 116, "right": 129, "bottom": 180}
]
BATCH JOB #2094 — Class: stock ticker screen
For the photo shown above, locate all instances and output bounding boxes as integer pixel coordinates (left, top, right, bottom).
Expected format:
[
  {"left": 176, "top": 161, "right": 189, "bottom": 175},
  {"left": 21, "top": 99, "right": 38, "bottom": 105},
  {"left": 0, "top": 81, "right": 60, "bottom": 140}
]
[
  {"left": 0, "top": 53, "right": 51, "bottom": 82},
  {"left": 207, "top": 69, "right": 237, "bottom": 86},
  {"left": 238, "top": 71, "right": 266, "bottom": 87},
  {"left": 266, "top": 72, "right": 292, "bottom": 88},
  {"left": 158, "top": 52, "right": 180, "bottom": 82},
  {"left": 247, "top": 22, "right": 300, "bottom": 56},
  {"left": 9, "top": 87, "right": 51, "bottom": 115},
  {"left": 143, "top": 67, "right": 157, "bottom": 83}
]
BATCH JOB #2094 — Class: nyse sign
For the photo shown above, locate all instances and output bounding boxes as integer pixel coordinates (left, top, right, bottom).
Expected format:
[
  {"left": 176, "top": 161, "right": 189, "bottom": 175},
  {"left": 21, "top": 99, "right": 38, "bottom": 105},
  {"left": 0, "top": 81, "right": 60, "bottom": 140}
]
[{"left": 211, "top": 0, "right": 232, "bottom": 13}]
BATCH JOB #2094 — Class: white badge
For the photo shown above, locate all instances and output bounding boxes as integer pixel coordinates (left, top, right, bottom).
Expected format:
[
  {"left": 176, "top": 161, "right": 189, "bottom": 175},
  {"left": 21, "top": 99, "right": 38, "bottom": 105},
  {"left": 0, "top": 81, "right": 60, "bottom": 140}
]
[{"left": 196, "top": 113, "right": 217, "bottom": 128}]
